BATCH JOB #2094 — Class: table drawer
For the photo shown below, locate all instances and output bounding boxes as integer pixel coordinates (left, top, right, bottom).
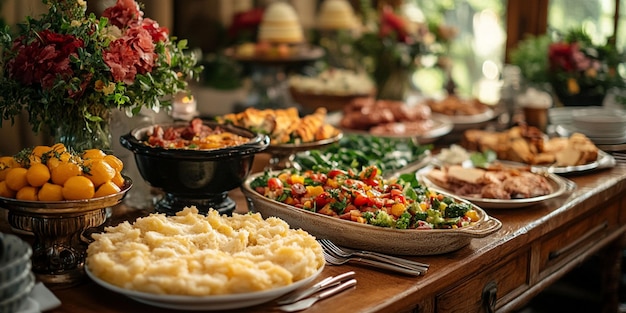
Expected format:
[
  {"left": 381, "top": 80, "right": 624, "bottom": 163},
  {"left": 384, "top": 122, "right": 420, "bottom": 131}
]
[
  {"left": 537, "top": 199, "right": 619, "bottom": 276},
  {"left": 436, "top": 250, "right": 530, "bottom": 312}
]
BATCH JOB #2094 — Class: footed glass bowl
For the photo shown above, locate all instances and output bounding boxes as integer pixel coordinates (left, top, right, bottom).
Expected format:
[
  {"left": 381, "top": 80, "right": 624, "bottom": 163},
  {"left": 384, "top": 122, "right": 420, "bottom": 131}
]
[
  {"left": 120, "top": 120, "right": 270, "bottom": 216},
  {"left": 0, "top": 179, "right": 131, "bottom": 288}
]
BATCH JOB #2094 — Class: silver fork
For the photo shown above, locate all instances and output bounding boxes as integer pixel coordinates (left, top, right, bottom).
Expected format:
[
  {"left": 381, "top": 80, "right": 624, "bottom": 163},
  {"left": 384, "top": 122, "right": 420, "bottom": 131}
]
[
  {"left": 322, "top": 250, "right": 424, "bottom": 276},
  {"left": 612, "top": 152, "right": 626, "bottom": 163},
  {"left": 318, "top": 239, "right": 429, "bottom": 271}
]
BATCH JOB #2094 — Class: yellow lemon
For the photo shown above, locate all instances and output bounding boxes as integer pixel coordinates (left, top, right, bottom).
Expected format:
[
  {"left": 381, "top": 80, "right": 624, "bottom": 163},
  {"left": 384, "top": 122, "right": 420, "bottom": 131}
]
[
  {"left": 38, "top": 183, "right": 64, "bottom": 201},
  {"left": 26, "top": 163, "right": 51, "bottom": 187},
  {"left": 62, "top": 176, "right": 95, "bottom": 200},
  {"left": 5, "top": 167, "right": 29, "bottom": 191},
  {"left": 16, "top": 186, "right": 39, "bottom": 201}
]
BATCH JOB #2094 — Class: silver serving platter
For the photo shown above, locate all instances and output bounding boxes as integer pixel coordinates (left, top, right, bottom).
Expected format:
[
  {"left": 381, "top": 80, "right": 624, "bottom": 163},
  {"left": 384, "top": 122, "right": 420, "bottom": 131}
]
[
  {"left": 418, "top": 166, "right": 576, "bottom": 209},
  {"left": 529, "top": 150, "right": 615, "bottom": 174}
]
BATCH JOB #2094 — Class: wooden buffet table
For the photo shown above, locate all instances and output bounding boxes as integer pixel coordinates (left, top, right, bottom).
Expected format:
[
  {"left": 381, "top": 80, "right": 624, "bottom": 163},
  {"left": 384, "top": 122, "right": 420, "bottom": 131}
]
[{"left": 3, "top": 154, "right": 626, "bottom": 313}]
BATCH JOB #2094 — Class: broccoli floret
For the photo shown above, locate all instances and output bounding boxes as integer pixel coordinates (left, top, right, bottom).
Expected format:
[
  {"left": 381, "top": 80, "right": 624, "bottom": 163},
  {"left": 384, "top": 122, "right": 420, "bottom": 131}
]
[
  {"left": 442, "top": 196, "right": 455, "bottom": 205},
  {"left": 370, "top": 211, "right": 395, "bottom": 227},
  {"left": 407, "top": 203, "right": 428, "bottom": 221},
  {"left": 414, "top": 212, "right": 428, "bottom": 221},
  {"left": 426, "top": 209, "right": 445, "bottom": 225},
  {"left": 395, "top": 211, "right": 412, "bottom": 229},
  {"left": 444, "top": 202, "right": 471, "bottom": 218},
  {"left": 362, "top": 211, "right": 374, "bottom": 223}
]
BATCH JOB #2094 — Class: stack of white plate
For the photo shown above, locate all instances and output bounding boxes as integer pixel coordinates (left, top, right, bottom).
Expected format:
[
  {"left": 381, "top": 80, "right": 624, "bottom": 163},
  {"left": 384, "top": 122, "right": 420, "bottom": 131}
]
[
  {"left": 550, "top": 107, "right": 626, "bottom": 145},
  {"left": 0, "top": 233, "right": 35, "bottom": 313}
]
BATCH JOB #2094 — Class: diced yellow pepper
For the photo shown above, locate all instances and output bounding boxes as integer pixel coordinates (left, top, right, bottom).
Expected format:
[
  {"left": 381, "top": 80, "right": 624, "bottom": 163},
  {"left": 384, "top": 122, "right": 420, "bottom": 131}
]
[
  {"left": 290, "top": 174, "right": 304, "bottom": 185},
  {"left": 305, "top": 185, "right": 324, "bottom": 198},
  {"left": 420, "top": 202, "right": 429, "bottom": 211},
  {"left": 465, "top": 210, "right": 479, "bottom": 222},
  {"left": 326, "top": 178, "right": 339, "bottom": 188},
  {"left": 278, "top": 172, "right": 289, "bottom": 181},
  {"left": 390, "top": 203, "right": 406, "bottom": 217}
]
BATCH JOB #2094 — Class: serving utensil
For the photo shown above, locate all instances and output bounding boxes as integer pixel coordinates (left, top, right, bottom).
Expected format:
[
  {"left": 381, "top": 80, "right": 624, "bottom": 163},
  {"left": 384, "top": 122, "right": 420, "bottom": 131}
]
[
  {"left": 318, "top": 239, "right": 429, "bottom": 272},
  {"left": 277, "top": 278, "right": 357, "bottom": 312},
  {"left": 322, "top": 251, "right": 424, "bottom": 276},
  {"left": 276, "top": 271, "right": 355, "bottom": 305}
]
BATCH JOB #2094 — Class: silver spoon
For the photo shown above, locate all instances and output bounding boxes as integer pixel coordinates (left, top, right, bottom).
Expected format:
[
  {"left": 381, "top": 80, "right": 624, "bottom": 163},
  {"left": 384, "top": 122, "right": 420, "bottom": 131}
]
[{"left": 277, "top": 278, "right": 357, "bottom": 312}]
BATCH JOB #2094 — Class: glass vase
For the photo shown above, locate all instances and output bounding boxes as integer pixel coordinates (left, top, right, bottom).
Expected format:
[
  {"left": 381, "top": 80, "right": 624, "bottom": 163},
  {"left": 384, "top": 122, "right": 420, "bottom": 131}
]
[
  {"left": 54, "top": 113, "right": 112, "bottom": 153},
  {"left": 377, "top": 67, "right": 411, "bottom": 101}
]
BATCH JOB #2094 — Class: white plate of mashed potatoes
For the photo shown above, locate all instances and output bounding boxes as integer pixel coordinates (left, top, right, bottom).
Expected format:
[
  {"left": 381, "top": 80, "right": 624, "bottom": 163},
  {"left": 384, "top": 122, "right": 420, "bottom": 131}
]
[
  {"left": 86, "top": 265, "right": 323, "bottom": 310},
  {"left": 85, "top": 207, "right": 325, "bottom": 310}
]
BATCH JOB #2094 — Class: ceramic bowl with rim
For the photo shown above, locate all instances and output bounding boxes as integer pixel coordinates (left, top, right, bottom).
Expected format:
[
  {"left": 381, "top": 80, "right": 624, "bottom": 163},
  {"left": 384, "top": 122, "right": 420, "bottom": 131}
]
[
  {"left": 242, "top": 172, "right": 502, "bottom": 256},
  {"left": 120, "top": 120, "right": 270, "bottom": 216},
  {"left": 0, "top": 233, "right": 32, "bottom": 284},
  {"left": 289, "top": 87, "right": 376, "bottom": 112},
  {"left": 0, "top": 271, "right": 35, "bottom": 313},
  {"left": 0, "top": 269, "right": 34, "bottom": 302}
]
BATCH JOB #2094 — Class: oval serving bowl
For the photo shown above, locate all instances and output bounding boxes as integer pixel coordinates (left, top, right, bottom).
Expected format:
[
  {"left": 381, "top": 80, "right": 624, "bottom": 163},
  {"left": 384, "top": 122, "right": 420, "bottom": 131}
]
[{"left": 242, "top": 172, "right": 502, "bottom": 256}]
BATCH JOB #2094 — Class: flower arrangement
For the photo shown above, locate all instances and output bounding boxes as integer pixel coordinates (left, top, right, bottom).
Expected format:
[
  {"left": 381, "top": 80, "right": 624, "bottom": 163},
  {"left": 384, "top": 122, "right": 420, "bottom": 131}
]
[
  {"left": 510, "top": 28, "right": 625, "bottom": 106},
  {"left": 349, "top": 2, "right": 457, "bottom": 100},
  {"left": 0, "top": 0, "right": 202, "bottom": 150},
  {"left": 352, "top": 4, "right": 431, "bottom": 100}
]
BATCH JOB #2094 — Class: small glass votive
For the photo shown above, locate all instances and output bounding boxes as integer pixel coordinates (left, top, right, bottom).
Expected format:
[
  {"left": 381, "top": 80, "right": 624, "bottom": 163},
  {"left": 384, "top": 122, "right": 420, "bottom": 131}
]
[
  {"left": 522, "top": 106, "right": 549, "bottom": 132},
  {"left": 516, "top": 87, "right": 552, "bottom": 133},
  {"left": 172, "top": 94, "right": 197, "bottom": 121}
]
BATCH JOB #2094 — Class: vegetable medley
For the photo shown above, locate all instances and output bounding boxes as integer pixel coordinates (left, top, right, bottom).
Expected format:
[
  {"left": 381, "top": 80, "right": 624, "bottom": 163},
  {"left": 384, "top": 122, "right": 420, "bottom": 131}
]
[{"left": 250, "top": 166, "right": 479, "bottom": 230}]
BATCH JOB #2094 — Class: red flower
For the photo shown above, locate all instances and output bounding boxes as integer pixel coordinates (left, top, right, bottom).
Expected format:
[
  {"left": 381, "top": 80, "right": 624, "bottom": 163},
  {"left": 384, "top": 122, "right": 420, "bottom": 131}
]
[
  {"left": 379, "top": 6, "right": 409, "bottom": 43},
  {"left": 141, "top": 18, "right": 169, "bottom": 43},
  {"left": 7, "top": 30, "right": 83, "bottom": 89},
  {"left": 228, "top": 7, "right": 264, "bottom": 39},
  {"left": 548, "top": 42, "right": 576, "bottom": 72},
  {"left": 102, "top": 0, "right": 143, "bottom": 29}
]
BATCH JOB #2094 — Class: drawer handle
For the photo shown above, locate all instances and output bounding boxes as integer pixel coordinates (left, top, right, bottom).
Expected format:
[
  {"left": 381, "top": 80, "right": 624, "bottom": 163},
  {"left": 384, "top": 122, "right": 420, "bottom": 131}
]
[
  {"left": 482, "top": 281, "right": 497, "bottom": 313},
  {"left": 548, "top": 221, "right": 608, "bottom": 260}
]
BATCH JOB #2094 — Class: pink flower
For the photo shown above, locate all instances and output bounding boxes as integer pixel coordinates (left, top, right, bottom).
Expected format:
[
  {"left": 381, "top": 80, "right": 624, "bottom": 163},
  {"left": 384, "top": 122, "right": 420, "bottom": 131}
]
[
  {"left": 7, "top": 30, "right": 83, "bottom": 89},
  {"left": 102, "top": 0, "right": 143, "bottom": 29},
  {"left": 103, "top": 39, "right": 137, "bottom": 84},
  {"left": 125, "top": 26, "right": 157, "bottom": 74},
  {"left": 103, "top": 26, "right": 156, "bottom": 84},
  {"left": 141, "top": 18, "right": 169, "bottom": 43}
]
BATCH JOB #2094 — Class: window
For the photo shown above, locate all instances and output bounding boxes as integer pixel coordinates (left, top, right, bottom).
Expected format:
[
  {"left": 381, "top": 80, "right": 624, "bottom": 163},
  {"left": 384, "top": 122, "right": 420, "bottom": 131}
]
[{"left": 409, "top": 0, "right": 507, "bottom": 104}]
